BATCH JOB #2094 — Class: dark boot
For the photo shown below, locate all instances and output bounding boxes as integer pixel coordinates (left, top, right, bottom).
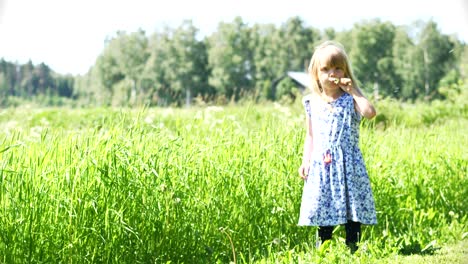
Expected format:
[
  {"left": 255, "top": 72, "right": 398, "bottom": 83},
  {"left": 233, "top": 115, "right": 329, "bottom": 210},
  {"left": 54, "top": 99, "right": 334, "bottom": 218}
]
[
  {"left": 317, "top": 226, "right": 334, "bottom": 248},
  {"left": 345, "top": 220, "right": 361, "bottom": 253}
]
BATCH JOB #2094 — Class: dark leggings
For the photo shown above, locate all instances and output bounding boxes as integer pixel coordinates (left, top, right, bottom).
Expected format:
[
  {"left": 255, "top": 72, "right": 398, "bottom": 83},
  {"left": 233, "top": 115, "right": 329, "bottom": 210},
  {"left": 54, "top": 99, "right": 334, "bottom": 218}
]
[{"left": 318, "top": 220, "right": 361, "bottom": 245}]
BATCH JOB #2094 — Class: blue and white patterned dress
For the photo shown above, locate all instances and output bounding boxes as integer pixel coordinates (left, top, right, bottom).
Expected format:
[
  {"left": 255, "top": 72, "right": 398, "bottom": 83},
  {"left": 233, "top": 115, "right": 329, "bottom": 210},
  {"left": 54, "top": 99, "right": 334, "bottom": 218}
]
[{"left": 298, "top": 93, "right": 377, "bottom": 226}]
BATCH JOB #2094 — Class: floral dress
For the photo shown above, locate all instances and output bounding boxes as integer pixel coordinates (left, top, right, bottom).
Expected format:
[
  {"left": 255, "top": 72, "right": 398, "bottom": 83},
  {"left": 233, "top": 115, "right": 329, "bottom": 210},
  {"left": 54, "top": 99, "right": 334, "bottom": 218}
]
[{"left": 298, "top": 93, "right": 377, "bottom": 226}]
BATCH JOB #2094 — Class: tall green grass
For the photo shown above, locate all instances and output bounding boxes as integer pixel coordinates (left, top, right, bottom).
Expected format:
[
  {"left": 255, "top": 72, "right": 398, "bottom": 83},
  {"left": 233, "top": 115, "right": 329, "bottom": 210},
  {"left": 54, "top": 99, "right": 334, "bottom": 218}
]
[{"left": 0, "top": 101, "right": 466, "bottom": 263}]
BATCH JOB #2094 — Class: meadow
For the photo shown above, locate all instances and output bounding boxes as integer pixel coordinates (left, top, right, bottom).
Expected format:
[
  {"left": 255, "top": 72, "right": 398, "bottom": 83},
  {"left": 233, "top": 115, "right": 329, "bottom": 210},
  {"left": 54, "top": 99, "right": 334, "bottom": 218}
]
[{"left": 0, "top": 98, "right": 466, "bottom": 263}]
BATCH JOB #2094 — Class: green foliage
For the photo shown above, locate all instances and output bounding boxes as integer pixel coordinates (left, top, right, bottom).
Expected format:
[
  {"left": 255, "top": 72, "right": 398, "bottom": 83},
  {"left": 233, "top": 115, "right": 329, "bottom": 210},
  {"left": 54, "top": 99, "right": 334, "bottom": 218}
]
[
  {"left": 251, "top": 23, "right": 284, "bottom": 96},
  {"left": 0, "top": 18, "right": 466, "bottom": 107},
  {"left": 278, "top": 17, "right": 319, "bottom": 73},
  {"left": 276, "top": 78, "right": 298, "bottom": 102},
  {"left": 392, "top": 27, "right": 419, "bottom": 99},
  {"left": 418, "top": 21, "right": 456, "bottom": 99},
  {"left": 259, "top": 80, "right": 274, "bottom": 101},
  {"left": 349, "top": 19, "right": 397, "bottom": 97},
  {"left": 141, "top": 21, "right": 213, "bottom": 107},
  {"left": 0, "top": 102, "right": 466, "bottom": 263},
  {"left": 208, "top": 17, "right": 253, "bottom": 101},
  {"left": 0, "top": 59, "right": 73, "bottom": 105},
  {"left": 95, "top": 29, "right": 149, "bottom": 106}
]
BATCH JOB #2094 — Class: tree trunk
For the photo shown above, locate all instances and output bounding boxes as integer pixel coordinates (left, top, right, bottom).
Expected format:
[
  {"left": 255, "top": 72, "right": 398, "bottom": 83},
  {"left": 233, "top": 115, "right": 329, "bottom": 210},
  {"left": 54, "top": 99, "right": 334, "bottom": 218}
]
[
  {"left": 423, "top": 48, "right": 430, "bottom": 100},
  {"left": 185, "top": 87, "right": 191, "bottom": 107},
  {"left": 130, "top": 79, "right": 137, "bottom": 106}
]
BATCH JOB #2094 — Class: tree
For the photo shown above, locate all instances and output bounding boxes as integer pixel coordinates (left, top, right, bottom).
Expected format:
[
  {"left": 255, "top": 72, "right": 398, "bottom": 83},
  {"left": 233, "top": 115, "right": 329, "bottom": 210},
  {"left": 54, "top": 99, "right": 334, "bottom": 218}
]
[
  {"left": 207, "top": 17, "right": 253, "bottom": 101},
  {"left": 95, "top": 29, "right": 149, "bottom": 106},
  {"left": 0, "top": 72, "right": 7, "bottom": 103},
  {"left": 417, "top": 20, "right": 456, "bottom": 99},
  {"left": 113, "top": 30, "right": 150, "bottom": 105},
  {"left": 143, "top": 22, "right": 211, "bottom": 107},
  {"left": 143, "top": 31, "right": 171, "bottom": 106},
  {"left": 55, "top": 74, "right": 74, "bottom": 97},
  {"left": 279, "top": 17, "right": 318, "bottom": 73},
  {"left": 0, "top": 59, "right": 17, "bottom": 96},
  {"left": 155, "top": 20, "right": 210, "bottom": 106},
  {"left": 393, "top": 27, "right": 420, "bottom": 100},
  {"left": 20, "top": 60, "right": 35, "bottom": 97},
  {"left": 74, "top": 66, "right": 110, "bottom": 106},
  {"left": 35, "top": 63, "right": 54, "bottom": 95},
  {"left": 349, "top": 19, "right": 397, "bottom": 98},
  {"left": 250, "top": 23, "right": 283, "bottom": 100},
  {"left": 323, "top": 28, "right": 337, "bottom": 41},
  {"left": 250, "top": 17, "right": 319, "bottom": 101},
  {"left": 95, "top": 40, "right": 125, "bottom": 104}
]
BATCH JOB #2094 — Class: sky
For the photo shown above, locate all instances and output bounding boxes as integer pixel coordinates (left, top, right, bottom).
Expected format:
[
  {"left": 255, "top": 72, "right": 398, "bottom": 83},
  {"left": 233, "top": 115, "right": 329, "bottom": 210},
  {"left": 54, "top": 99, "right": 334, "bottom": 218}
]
[{"left": 1, "top": 0, "right": 467, "bottom": 76}]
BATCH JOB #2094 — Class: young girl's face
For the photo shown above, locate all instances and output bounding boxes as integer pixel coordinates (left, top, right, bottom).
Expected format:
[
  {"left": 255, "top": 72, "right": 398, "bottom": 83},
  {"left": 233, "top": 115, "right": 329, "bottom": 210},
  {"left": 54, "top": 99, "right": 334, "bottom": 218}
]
[{"left": 316, "top": 46, "right": 348, "bottom": 90}]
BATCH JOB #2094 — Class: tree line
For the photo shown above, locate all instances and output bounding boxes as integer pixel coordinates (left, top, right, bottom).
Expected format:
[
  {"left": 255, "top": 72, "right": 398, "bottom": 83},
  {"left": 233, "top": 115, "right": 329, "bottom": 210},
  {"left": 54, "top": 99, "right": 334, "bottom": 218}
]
[
  {"left": 1, "top": 17, "right": 466, "bottom": 107},
  {"left": 0, "top": 60, "right": 74, "bottom": 106}
]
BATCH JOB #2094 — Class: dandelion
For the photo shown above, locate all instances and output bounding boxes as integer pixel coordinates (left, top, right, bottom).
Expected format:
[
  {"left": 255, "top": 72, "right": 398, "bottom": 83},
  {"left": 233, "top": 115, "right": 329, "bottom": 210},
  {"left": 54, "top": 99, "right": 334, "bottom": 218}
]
[{"left": 329, "top": 77, "right": 340, "bottom": 84}]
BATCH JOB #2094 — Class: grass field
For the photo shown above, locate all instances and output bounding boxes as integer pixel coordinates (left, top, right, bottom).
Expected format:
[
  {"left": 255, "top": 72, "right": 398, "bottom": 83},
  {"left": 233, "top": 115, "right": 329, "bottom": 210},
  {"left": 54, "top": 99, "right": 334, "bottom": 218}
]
[{"left": 0, "top": 99, "right": 466, "bottom": 263}]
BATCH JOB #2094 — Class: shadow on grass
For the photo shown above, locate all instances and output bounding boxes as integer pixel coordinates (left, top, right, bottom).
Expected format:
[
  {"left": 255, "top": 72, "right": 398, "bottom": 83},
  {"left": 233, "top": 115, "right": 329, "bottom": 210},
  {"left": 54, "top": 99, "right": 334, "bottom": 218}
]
[{"left": 399, "top": 240, "right": 441, "bottom": 255}]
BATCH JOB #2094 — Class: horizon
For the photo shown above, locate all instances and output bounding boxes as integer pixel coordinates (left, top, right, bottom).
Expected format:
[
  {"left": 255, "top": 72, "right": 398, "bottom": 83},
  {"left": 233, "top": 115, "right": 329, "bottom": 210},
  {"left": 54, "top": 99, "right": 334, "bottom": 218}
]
[{"left": 1, "top": 0, "right": 467, "bottom": 76}]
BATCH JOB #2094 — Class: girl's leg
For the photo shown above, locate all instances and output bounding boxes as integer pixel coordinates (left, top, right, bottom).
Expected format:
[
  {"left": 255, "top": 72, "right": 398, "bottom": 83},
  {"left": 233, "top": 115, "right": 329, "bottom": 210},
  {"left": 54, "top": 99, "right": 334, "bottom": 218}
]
[
  {"left": 345, "top": 220, "right": 361, "bottom": 252},
  {"left": 318, "top": 226, "right": 334, "bottom": 242}
]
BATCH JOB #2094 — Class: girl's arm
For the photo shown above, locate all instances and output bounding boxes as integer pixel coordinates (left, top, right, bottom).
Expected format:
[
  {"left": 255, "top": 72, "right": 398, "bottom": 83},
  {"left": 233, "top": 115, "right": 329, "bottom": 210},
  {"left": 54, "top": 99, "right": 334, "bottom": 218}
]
[
  {"left": 350, "top": 87, "right": 376, "bottom": 119},
  {"left": 339, "top": 78, "right": 376, "bottom": 119},
  {"left": 298, "top": 116, "right": 313, "bottom": 180}
]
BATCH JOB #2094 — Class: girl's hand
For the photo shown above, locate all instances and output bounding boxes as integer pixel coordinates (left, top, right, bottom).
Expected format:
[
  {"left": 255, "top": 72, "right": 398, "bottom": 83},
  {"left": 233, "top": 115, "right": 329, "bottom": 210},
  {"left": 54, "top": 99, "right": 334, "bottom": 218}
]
[
  {"left": 298, "top": 164, "right": 309, "bottom": 180},
  {"left": 328, "top": 77, "right": 354, "bottom": 93},
  {"left": 339, "top": 77, "right": 354, "bottom": 94}
]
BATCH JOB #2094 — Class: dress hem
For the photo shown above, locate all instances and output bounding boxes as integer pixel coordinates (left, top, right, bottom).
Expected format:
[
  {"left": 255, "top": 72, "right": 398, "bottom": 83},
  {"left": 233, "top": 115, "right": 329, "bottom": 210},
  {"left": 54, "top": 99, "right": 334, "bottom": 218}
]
[{"left": 297, "top": 221, "right": 377, "bottom": 227}]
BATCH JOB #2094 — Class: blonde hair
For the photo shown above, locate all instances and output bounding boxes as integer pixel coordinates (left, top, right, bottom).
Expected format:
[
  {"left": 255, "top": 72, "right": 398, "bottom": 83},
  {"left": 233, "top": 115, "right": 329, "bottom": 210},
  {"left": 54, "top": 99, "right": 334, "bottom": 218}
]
[{"left": 307, "top": 41, "right": 358, "bottom": 96}]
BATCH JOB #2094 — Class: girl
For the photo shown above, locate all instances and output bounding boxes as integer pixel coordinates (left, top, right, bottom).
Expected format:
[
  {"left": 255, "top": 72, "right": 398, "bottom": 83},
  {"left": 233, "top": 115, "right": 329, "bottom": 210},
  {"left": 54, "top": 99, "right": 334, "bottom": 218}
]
[{"left": 297, "top": 41, "right": 377, "bottom": 252}]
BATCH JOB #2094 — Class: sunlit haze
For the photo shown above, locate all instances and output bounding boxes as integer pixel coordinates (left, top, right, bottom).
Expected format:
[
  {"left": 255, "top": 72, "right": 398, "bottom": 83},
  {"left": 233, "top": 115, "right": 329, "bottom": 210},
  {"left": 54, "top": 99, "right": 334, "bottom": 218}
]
[{"left": 1, "top": 0, "right": 467, "bottom": 75}]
